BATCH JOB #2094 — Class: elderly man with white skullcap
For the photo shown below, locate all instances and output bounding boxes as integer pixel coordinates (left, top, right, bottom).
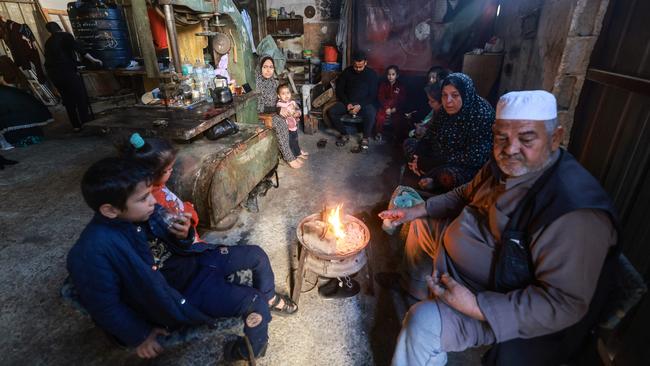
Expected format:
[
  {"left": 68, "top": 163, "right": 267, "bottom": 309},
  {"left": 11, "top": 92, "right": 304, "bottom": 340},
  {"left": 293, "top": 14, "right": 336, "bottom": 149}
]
[{"left": 378, "top": 91, "right": 619, "bottom": 365}]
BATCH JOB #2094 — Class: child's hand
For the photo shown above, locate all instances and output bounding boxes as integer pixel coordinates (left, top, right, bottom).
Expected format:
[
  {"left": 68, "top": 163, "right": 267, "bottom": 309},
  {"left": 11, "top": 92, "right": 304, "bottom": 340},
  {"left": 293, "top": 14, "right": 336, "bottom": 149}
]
[
  {"left": 169, "top": 212, "right": 192, "bottom": 239},
  {"left": 136, "top": 327, "right": 169, "bottom": 358}
]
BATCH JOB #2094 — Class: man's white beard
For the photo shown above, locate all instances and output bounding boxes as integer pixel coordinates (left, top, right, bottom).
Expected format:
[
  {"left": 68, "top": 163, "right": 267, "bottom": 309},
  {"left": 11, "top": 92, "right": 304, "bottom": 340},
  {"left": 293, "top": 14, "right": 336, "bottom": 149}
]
[{"left": 496, "top": 149, "right": 553, "bottom": 177}]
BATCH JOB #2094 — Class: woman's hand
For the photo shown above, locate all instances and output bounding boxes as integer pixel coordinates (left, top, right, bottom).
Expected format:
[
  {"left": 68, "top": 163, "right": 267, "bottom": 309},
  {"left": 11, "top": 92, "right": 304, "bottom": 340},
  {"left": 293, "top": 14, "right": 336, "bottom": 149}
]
[
  {"left": 418, "top": 178, "right": 434, "bottom": 190},
  {"left": 279, "top": 107, "right": 291, "bottom": 118},
  {"left": 415, "top": 124, "right": 427, "bottom": 137},
  {"left": 408, "top": 155, "right": 422, "bottom": 176}
]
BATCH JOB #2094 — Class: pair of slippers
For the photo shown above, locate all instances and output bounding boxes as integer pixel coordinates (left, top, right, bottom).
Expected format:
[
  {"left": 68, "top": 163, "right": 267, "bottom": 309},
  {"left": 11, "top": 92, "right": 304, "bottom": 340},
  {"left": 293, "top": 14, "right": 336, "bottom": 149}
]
[{"left": 351, "top": 140, "right": 369, "bottom": 154}]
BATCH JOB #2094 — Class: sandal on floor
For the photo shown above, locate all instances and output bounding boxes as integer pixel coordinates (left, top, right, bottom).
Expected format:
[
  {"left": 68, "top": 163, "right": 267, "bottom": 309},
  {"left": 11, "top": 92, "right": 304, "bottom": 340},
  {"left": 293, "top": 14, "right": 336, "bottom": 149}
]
[
  {"left": 268, "top": 293, "right": 298, "bottom": 316},
  {"left": 335, "top": 135, "right": 350, "bottom": 147},
  {"left": 360, "top": 138, "right": 369, "bottom": 150}
]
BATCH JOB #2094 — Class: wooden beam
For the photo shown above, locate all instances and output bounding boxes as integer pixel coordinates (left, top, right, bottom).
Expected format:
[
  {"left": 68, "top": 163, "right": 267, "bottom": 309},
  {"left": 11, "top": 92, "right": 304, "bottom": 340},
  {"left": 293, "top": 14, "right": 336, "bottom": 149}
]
[
  {"left": 43, "top": 8, "right": 67, "bottom": 16},
  {"left": 130, "top": 0, "right": 159, "bottom": 77},
  {"left": 586, "top": 68, "right": 650, "bottom": 97},
  {"left": 0, "top": 0, "right": 37, "bottom": 4}
]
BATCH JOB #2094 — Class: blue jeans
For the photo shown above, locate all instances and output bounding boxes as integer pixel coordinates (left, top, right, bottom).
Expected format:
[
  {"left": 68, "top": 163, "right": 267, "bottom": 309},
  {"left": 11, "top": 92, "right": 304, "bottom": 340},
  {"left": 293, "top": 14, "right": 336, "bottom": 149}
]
[
  {"left": 392, "top": 301, "right": 447, "bottom": 366},
  {"left": 183, "top": 245, "right": 275, "bottom": 357}
]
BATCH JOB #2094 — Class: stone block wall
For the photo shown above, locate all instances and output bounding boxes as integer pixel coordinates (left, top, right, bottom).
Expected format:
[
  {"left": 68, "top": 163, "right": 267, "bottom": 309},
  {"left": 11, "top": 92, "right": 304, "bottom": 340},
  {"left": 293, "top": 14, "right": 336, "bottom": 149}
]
[
  {"left": 551, "top": 0, "right": 610, "bottom": 145},
  {"left": 496, "top": 0, "right": 609, "bottom": 145}
]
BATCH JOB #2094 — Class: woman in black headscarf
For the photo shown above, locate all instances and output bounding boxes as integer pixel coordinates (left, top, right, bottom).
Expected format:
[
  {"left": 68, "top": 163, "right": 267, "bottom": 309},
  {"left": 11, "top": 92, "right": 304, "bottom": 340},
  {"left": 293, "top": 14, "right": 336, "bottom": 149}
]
[
  {"left": 408, "top": 72, "right": 495, "bottom": 191},
  {"left": 255, "top": 56, "right": 302, "bottom": 168}
]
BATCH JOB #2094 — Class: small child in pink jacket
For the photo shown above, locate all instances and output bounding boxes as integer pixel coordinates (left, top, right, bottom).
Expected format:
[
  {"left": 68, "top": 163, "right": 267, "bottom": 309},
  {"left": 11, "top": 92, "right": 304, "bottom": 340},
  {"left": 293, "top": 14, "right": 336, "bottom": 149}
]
[{"left": 276, "top": 84, "right": 308, "bottom": 163}]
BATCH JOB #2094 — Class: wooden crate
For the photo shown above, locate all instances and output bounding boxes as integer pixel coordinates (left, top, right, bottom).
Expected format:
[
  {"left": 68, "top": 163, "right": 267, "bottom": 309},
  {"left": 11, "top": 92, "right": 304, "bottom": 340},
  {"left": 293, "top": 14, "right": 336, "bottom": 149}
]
[
  {"left": 259, "top": 113, "right": 274, "bottom": 129},
  {"left": 304, "top": 114, "right": 319, "bottom": 134}
]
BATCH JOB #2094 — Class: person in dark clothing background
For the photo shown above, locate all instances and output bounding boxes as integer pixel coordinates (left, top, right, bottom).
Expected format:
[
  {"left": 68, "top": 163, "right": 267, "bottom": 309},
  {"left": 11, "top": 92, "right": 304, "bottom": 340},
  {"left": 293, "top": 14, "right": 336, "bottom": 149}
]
[
  {"left": 44, "top": 22, "right": 102, "bottom": 132},
  {"left": 327, "top": 52, "right": 379, "bottom": 150}
]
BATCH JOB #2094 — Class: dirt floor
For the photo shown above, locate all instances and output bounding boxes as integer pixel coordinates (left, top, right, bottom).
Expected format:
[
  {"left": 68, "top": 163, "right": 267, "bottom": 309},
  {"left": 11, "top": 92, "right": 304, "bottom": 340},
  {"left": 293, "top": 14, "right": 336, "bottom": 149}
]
[{"left": 0, "top": 108, "right": 483, "bottom": 365}]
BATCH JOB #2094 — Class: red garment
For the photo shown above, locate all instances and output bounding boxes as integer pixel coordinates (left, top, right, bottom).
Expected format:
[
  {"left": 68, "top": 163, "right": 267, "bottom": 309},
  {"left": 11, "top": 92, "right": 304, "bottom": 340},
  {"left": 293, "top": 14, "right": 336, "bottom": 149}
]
[
  {"left": 147, "top": 7, "right": 168, "bottom": 51},
  {"left": 152, "top": 183, "right": 200, "bottom": 240},
  {"left": 377, "top": 79, "right": 407, "bottom": 111},
  {"left": 376, "top": 79, "right": 407, "bottom": 135}
]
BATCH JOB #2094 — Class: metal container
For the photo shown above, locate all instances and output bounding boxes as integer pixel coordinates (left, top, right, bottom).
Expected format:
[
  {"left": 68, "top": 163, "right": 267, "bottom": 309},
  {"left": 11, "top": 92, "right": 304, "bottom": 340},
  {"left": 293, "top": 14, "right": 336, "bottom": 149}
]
[
  {"left": 167, "top": 125, "right": 279, "bottom": 228},
  {"left": 296, "top": 213, "right": 371, "bottom": 278},
  {"left": 296, "top": 213, "right": 370, "bottom": 260},
  {"left": 68, "top": 1, "right": 132, "bottom": 69}
]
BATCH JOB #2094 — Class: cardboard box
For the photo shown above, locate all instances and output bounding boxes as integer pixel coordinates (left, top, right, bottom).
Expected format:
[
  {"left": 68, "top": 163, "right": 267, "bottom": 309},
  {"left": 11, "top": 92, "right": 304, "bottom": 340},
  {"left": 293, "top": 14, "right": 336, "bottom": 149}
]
[
  {"left": 462, "top": 53, "right": 504, "bottom": 99},
  {"left": 304, "top": 114, "right": 319, "bottom": 134}
]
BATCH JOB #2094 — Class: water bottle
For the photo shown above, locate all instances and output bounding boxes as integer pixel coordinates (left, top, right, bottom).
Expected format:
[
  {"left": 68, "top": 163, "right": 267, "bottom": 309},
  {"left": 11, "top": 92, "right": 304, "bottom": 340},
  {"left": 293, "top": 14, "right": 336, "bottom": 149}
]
[{"left": 181, "top": 57, "right": 193, "bottom": 76}]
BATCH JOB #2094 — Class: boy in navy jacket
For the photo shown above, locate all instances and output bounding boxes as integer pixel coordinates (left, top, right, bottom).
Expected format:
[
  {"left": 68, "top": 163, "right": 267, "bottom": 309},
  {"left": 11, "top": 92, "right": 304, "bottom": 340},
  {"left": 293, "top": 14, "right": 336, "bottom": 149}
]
[{"left": 67, "top": 158, "right": 297, "bottom": 360}]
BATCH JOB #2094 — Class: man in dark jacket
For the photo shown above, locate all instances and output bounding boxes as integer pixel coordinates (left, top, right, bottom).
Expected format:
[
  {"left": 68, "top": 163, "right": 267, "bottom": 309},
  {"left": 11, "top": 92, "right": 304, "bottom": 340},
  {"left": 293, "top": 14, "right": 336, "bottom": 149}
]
[
  {"left": 327, "top": 51, "right": 379, "bottom": 149},
  {"left": 43, "top": 22, "right": 101, "bottom": 132},
  {"left": 67, "top": 158, "right": 297, "bottom": 361}
]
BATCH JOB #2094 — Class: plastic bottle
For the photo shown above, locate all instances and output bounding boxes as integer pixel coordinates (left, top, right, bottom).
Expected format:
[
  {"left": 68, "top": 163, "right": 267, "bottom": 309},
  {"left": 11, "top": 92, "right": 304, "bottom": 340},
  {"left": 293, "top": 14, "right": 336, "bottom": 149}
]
[
  {"left": 181, "top": 57, "right": 193, "bottom": 76},
  {"left": 204, "top": 61, "right": 215, "bottom": 103},
  {"left": 193, "top": 59, "right": 207, "bottom": 97}
]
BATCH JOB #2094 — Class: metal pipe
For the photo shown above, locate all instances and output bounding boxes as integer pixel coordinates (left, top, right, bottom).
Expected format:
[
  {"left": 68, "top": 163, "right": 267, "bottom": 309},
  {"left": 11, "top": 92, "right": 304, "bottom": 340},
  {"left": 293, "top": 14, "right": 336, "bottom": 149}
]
[{"left": 163, "top": 4, "right": 182, "bottom": 73}]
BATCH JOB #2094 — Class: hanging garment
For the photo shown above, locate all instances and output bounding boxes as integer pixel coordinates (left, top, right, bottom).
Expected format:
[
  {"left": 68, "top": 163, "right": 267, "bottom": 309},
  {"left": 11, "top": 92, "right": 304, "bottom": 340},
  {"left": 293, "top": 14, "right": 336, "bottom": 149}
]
[
  {"left": 0, "top": 55, "right": 30, "bottom": 90},
  {"left": 241, "top": 10, "right": 256, "bottom": 53},
  {"left": 1, "top": 20, "right": 46, "bottom": 82},
  {"left": 147, "top": 7, "right": 168, "bottom": 51}
]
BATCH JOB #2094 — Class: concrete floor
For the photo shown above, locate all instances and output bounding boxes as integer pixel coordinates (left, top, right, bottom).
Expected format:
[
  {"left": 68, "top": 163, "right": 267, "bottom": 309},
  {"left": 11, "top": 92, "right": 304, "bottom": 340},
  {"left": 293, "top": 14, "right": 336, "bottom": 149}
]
[{"left": 0, "top": 111, "right": 483, "bottom": 365}]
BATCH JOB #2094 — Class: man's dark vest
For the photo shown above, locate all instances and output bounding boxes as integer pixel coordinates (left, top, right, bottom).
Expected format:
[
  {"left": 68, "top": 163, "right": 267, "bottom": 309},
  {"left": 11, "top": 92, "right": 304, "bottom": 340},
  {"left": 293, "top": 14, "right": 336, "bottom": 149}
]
[{"left": 491, "top": 148, "right": 618, "bottom": 293}]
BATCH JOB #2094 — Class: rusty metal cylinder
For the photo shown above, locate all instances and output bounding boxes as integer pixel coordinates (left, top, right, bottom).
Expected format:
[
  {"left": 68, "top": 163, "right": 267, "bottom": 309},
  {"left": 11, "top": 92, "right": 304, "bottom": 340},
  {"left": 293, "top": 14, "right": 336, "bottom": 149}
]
[{"left": 167, "top": 125, "right": 278, "bottom": 229}]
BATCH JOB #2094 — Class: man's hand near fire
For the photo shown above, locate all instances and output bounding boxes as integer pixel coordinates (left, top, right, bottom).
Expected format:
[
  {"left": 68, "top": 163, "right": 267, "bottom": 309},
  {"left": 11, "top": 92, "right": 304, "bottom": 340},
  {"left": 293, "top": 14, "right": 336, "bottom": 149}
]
[
  {"left": 378, "top": 203, "right": 428, "bottom": 226},
  {"left": 426, "top": 271, "right": 486, "bottom": 321}
]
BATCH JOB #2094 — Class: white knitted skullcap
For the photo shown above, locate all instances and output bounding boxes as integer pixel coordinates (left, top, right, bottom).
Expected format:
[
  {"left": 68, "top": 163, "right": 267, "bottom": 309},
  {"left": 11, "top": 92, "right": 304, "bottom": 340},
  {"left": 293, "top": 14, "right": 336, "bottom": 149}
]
[{"left": 496, "top": 90, "right": 557, "bottom": 120}]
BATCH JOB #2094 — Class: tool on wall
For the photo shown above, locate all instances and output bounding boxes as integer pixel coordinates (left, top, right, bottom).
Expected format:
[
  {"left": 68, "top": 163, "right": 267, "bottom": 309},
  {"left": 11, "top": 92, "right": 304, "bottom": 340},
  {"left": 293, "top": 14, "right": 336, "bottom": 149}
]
[{"left": 228, "top": 29, "right": 237, "bottom": 63}]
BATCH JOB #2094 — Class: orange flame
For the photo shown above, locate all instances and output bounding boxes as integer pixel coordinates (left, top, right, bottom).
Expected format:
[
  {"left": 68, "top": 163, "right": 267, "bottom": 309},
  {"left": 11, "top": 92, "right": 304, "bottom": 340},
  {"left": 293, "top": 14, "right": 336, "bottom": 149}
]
[{"left": 326, "top": 204, "right": 346, "bottom": 240}]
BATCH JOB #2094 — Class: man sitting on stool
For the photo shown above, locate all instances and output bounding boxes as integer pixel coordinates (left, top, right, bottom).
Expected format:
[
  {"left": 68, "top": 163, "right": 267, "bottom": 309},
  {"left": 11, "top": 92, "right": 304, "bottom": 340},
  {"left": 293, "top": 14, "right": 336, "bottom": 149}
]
[
  {"left": 327, "top": 51, "right": 378, "bottom": 150},
  {"left": 379, "top": 90, "right": 618, "bottom": 366}
]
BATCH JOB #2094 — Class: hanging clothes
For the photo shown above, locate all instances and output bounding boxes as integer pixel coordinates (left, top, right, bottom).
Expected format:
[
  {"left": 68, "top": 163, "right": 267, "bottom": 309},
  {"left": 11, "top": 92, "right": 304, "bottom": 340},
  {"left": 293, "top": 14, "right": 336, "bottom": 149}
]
[
  {"left": 147, "top": 7, "right": 168, "bottom": 51},
  {"left": 0, "top": 19, "right": 46, "bottom": 82},
  {"left": 241, "top": 10, "right": 256, "bottom": 53}
]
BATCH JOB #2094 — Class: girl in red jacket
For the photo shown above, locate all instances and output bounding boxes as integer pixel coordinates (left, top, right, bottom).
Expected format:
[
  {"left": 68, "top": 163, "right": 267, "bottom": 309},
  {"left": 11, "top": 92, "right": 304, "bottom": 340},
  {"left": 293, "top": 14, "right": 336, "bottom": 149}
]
[
  {"left": 375, "top": 65, "right": 407, "bottom": 143},
  {"left": 121, "top": 133, "right": 201, "bottom": 240}
]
